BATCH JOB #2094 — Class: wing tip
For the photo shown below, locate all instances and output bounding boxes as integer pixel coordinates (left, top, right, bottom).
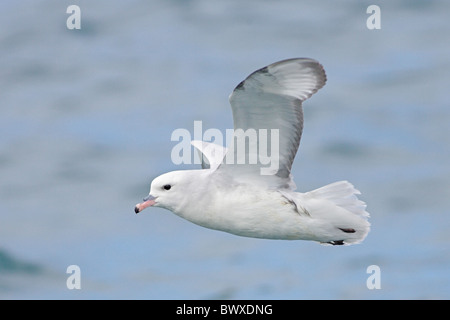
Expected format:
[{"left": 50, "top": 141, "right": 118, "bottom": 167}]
[
  {"left": 277, "top": 57, "right": 327, "bottom": 96},
  {"left": 231, "top": 57, "right": 327, "bottom": 101}
]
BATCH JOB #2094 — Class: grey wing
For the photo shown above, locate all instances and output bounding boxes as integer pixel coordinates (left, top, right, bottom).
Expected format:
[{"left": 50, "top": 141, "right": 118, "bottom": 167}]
[{"left": 217, "top": 58, "right": 326, "bottom": 189}]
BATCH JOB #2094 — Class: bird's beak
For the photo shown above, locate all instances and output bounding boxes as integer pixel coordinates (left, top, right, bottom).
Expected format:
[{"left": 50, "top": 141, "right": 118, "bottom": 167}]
[{"left": 134, "top": 194, "right": 157, "bottom": 214}]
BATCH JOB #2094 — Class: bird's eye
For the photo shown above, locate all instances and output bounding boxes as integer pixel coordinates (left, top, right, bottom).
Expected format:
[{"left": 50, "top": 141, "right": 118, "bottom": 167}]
[{"left": 163, "top": 184, "right": 171, "bottom": 190}]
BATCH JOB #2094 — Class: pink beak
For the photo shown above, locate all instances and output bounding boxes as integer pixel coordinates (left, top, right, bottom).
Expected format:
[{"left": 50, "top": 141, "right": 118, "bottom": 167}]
[{"left": 134, "top": 195, "right": 157, "bottom": 214}]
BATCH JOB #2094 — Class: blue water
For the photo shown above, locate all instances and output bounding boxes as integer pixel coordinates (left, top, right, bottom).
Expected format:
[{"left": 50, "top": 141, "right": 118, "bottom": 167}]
[{"left": 1, "top": 0, "right": 449, "bottom": 299}]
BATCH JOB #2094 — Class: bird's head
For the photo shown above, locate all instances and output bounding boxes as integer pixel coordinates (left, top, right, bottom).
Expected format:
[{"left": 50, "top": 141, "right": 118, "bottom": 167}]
[{"left": 134, "top": 170, "right": 198, "bottom": 214}]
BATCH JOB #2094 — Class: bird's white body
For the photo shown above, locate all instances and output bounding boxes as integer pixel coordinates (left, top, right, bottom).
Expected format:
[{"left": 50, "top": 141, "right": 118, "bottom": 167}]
[
  {"left": 145, "top": 169, "right": 369, "bottom": 245},
  {"left": 135, "top": 58, "right": 370, "bottom": 245}
]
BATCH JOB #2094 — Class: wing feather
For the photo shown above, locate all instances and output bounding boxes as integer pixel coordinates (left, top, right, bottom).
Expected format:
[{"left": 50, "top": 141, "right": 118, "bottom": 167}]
[{"left": 217, "top": 58, "right": 326, "bottom": 189}]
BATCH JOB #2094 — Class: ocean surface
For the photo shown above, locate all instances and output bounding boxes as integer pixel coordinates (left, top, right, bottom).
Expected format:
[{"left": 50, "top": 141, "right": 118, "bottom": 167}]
[{"left": 1, "top": 0, "right": 449, "bottom": 299}]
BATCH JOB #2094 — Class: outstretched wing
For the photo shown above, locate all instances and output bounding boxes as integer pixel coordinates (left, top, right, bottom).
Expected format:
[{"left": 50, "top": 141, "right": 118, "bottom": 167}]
[{"left": 218, "top": 58, "right": 326, "bottom": 189}]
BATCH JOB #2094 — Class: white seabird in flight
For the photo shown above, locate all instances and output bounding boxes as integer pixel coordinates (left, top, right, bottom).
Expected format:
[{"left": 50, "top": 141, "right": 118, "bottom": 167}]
[{"left": 135, "top": 58, "right": 370, "bottom": 245}]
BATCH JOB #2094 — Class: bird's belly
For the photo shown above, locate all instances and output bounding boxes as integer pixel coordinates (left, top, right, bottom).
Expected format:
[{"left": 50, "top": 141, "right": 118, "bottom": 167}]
[{"left": 178, "top": 194, "right": 313, "bottom": 240}]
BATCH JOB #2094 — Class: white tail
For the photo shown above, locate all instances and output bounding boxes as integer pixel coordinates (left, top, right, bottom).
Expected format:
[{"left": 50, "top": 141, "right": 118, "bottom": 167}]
[{"left": 303, "top": 181, "right": 370, "bottom": 245}]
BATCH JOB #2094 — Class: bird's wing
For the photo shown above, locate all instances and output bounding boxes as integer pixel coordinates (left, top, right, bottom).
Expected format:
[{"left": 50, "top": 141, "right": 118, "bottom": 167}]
[
  {"left": 217, "top": 58, "right": 326, "bottom": 189},
  {"left": 191, "top": 140, "right": 227, "bottom": 170}
]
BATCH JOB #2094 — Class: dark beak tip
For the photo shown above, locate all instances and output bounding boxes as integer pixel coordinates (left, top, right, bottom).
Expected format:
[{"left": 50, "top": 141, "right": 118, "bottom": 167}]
[{"left": 134, "top": 206, "right": 140, "bottom": 214}]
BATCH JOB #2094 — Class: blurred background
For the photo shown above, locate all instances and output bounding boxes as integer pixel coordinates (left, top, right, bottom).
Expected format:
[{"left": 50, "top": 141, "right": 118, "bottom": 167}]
[{"left": 1, "top": 0, "right": 449, "bottom": 299}]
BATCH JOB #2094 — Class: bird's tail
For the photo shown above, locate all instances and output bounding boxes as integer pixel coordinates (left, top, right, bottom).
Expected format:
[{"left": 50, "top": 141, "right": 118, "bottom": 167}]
[{"left": 303, "top": 181, "right": 370, "bottom": 245}]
